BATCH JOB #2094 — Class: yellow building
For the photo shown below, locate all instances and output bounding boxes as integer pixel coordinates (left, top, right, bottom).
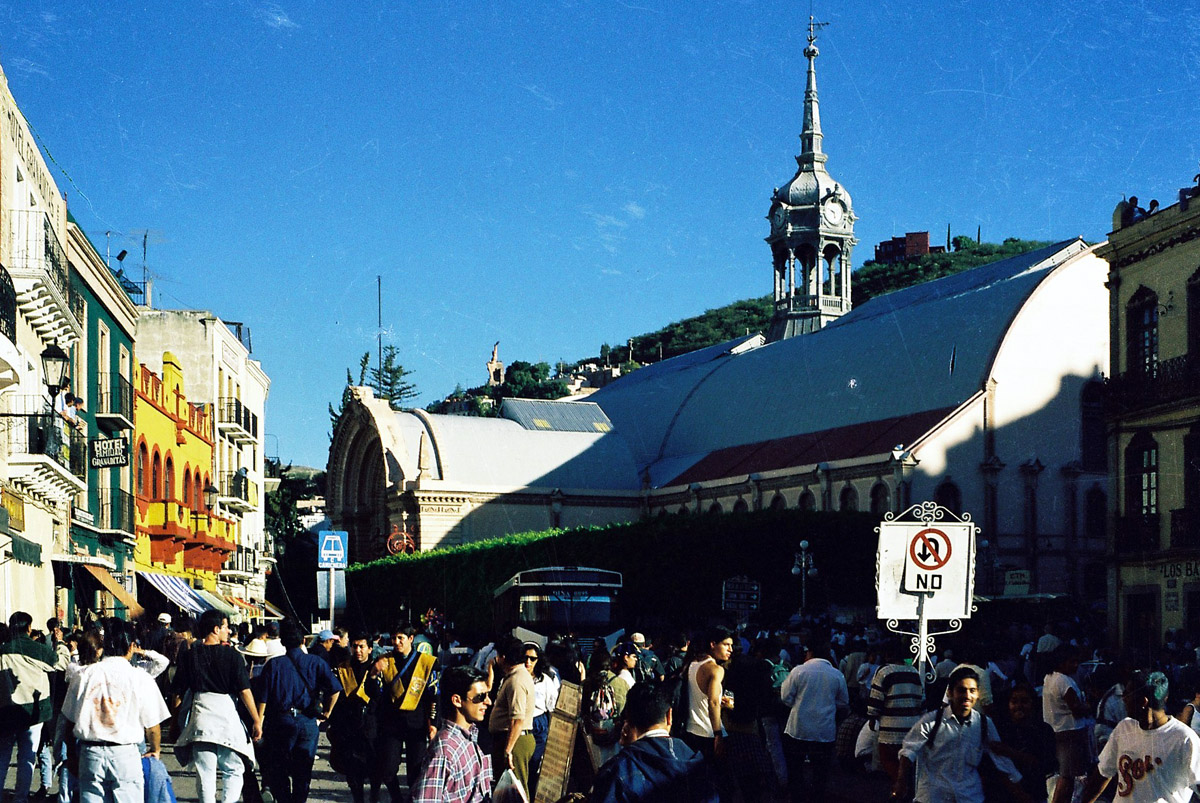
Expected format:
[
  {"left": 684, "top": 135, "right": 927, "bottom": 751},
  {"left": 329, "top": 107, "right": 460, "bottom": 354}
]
[
  {"left": 1099, "top": 183, "right": 1200, "bottom": 653},
  {"left": 132, "top": 352, "right": 238, "bottom": 614}
]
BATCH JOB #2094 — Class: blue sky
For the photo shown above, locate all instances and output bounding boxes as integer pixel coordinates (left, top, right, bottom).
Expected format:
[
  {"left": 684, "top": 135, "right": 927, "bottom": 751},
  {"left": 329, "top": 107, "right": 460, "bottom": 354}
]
[{"left": 2, "top": 1, "right": 1197, "bottom": 468}]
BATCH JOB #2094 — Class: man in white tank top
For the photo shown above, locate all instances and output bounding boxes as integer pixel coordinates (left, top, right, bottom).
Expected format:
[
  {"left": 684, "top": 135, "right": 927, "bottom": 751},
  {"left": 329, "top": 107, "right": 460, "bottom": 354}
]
[{"left": 682, "top": 626, "right": 735, "bottom": 763}]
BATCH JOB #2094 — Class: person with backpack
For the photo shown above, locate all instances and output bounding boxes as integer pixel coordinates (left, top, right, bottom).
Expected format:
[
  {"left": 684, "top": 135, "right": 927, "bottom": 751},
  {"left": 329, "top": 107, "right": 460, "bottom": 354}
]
[
  {"left": 893, "top": 666, "right": 1024, "bottom": 803},
  {"left": 257, "top": 620, "right": 340, "bottom": 803},
  {"left": 584, "top": 644, "right": 629, "bottom": 768}
]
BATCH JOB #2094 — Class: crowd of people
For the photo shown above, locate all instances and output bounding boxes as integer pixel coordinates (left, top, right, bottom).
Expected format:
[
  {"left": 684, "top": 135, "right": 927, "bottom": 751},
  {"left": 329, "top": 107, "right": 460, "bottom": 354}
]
[{"left": 3, "top": 608, "right": 1200, "bottom": 803}]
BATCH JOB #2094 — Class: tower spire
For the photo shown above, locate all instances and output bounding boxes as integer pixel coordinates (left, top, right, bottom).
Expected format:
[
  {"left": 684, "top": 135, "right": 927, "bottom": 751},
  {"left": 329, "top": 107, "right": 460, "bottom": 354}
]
[{"left": 799, "top": 16, "right": 828, "bottom": 167}]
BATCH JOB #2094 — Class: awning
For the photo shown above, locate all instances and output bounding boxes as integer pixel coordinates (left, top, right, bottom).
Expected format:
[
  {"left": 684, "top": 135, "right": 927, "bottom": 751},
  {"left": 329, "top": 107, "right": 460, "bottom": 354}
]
[
  {"left": 137, "top": 571, "right": 210, "bottom": 615},
  {"left": 261, "top": 600, "right": 287, "bottom": 620},
  {"left": 227, "top": 596, "right": 261, "bottom": 615},
  {"left": 195, "top": 589, "right": 239, "bottom": 618},
  {"left": 82, "top": 565, "right": 145, "bottom": 618}
]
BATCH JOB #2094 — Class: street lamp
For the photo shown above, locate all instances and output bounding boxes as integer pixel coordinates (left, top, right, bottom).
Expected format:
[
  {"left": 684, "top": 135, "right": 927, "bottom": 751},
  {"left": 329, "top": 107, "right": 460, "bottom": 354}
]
[
  {"left": 41, "top": 341, "right": 70, "bottom": 400},
  {"left": 792, "top": 539, "right": 818, "bottom": 614},
  {"left": 193, "top": 484, "right": 222, "bottom": 530}
]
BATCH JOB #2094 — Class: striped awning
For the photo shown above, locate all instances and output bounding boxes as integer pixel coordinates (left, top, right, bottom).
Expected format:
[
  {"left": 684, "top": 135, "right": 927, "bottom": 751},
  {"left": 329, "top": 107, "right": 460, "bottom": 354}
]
[
  {"left": 228, "top": 596, "right": 261, "bottom": 614},
  {"left": 195, "top": 589, "right": 239, "bottom": 618},
  {"left": 261, "top": 600, "right": 287, "bottom": 620},
  {"left": 137, "top": 571, "right": 210, "bottom": 615}
]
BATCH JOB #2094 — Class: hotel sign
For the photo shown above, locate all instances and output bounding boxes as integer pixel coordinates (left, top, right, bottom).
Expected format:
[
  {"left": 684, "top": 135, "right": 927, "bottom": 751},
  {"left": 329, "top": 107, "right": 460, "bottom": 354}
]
[
  {"left": 89, "top": 437, "right": 130, "bottom": 469},
  {"left": 1, "top": 485, "right": 25, "bottom": 532}
]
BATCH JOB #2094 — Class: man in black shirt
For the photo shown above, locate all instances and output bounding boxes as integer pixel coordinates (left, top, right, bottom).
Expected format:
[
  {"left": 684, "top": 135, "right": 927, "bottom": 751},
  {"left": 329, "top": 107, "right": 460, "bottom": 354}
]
[{"left": 171, "top": 609, "right": 262, "bottom": 803}]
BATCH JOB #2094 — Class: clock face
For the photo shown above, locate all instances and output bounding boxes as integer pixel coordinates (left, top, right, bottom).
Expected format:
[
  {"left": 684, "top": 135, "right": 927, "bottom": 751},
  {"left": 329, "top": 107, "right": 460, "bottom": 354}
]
[
  {"left": 773, "top": 206, "right": 788, "bottom": 231},
  {"left": 823, "top": 200, "right": 845, "bottom": 226}
]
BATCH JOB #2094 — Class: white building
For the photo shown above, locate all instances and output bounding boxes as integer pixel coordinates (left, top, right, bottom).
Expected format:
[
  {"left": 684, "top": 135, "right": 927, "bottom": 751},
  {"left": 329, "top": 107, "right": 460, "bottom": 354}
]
[
  {"left": 327, "top": 22, "right": 1112, "bottom": 600},
  {"left": 134, "top": 310, "right": 273, "bottom": 608},
  {"left": 0, "top": 65, "right": 87, "bottom": 624}
]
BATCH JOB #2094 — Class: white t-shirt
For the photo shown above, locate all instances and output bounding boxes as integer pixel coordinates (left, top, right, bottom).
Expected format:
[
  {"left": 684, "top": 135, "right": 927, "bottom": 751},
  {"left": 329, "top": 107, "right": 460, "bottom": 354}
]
[
  {"left": 1043, "top": 671, "right": 1084, "bottom": 732},
  {"left": 1098, "top": 718, "right": 1200, "bottom": 803},
  {"left": 63, "top": 656, "right": 171, "bottom": 745}
]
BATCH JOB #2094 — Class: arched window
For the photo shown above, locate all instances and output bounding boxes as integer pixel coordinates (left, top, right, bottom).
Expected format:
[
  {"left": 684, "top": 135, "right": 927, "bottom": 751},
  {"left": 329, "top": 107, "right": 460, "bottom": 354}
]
[
  {"left": 1085, "top": 486, "right": 1107, "bottom": 539},
  {"left": 183, "top": 468, "right": 192, "bottom": 506},
  {"left": 1127, "top": 287, "right": 1159, "bottom": 379},
  {"left": 770, "top": 494, "right": 787, "bottom": 511},
  {"left": 196, "top": 475, "right": 204, "bottom": 511},
  {"left": 677, "top": 506, "right": 690, "bottom": 516},
  {"left": 151, "top": 452, "right": 161, "bottom": 500},
  {"left": 164, "top": 457, "right": 174, "bottom": 500},
  {"left": 869, "top": 482, "right": 891, "bottom": 516},
  {"left": 934, "top": 480, "right": 962, "bottom": 515},
  {"left": 798, "top": 490, "right": 816, "bottom": 511},
  {"left": 839, "top": 485, "right": 859, "bottom": 512},
  {"left": 732, "top": 498, "right": 749, "bottom": 514},
  {"left": 137, "top": 443, "right": 148, "bottom": 497},
  {"left": 708, "top": 502, "right": 724, "bottom": 515},
  {"left": 1125, "top": 432, "right": 1158, "bottom": 517},
  {"left": 1081, "top": 381, "right": 1106, "bottom": 472}
]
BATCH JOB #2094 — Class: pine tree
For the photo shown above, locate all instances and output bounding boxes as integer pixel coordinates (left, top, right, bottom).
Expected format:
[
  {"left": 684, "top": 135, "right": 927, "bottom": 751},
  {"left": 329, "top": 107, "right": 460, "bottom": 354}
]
[{"left": 369, "top": 345, "right": 418, "bottom": 409}]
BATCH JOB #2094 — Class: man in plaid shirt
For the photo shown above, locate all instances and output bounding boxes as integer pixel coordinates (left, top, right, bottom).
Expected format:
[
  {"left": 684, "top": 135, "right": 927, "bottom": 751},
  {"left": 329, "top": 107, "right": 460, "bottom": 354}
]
[{"left": 411, "top": 665, "right": 493, "bottom": 803}]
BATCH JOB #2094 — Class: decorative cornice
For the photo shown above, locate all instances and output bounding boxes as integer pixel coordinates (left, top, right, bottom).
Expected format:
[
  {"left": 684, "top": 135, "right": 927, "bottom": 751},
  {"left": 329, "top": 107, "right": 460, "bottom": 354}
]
[{"left": 1107, "top": 224, "right": 1200, "bottom": 269}]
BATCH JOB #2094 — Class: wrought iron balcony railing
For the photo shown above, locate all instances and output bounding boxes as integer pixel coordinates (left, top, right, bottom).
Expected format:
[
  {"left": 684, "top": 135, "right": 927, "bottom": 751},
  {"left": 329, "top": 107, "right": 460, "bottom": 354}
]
[
  {"left": 1172, "top": 508, "right": 1200, "bottom": 549},
  {"left": 96, "top": 373, "right": 134, "bottom": 429},
  {"left": 1107, "top": 353, "right": 1200, "bottom": 414},
  {"left": 98, "top": 487, "right": 136, "bottom": 535}
]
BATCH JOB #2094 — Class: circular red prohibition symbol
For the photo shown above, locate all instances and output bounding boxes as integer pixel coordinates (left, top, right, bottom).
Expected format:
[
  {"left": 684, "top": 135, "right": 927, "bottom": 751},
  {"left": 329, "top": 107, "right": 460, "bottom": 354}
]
[{"left": 909, "top": 528, "right": 952, "bottom": 571}]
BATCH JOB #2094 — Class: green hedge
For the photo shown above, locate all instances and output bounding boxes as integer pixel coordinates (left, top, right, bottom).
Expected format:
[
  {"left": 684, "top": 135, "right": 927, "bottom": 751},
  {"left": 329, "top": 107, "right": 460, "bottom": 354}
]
[{"left": 345, "top": 509, "right": 880, "bottom": 635}]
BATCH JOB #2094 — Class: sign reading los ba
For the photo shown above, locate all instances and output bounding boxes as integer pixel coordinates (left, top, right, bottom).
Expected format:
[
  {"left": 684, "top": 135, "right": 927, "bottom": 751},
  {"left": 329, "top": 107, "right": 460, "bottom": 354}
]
[
  {"left": 88, "top": 437, "right": 129, "bottom": 469},
  {"left": 877, "top": 519, "right": 975, "bottom": 621}
]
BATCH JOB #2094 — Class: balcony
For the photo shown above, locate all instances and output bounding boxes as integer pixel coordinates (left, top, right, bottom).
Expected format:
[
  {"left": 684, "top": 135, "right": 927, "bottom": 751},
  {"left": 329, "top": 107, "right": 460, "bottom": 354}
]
[
  {"left": 97, "top": 487, "right": 135, "bottom": 538},
  {"left": 95, "top": 374, "right": 134, "bottom": 431},
  {"left": 219, "top": 471, "right": 257, "bottom": 514},
  {"left": 220, "top": 546, "right": 258, "bottom": 578},
  {"left": 4, "top": 210, "right": 82, "bottom": 345},
  {"left": 1108, "top": 354, "right": 1200, "bottom": 415},
  {"left": 0, "top": 395, "right": 87, "bottom": 501},
  {"left": 1115, "top": 513, "right": 1161, "bottom": 554},
  {"left": 217, "top": 398, "right": 257, "bottom": 444},
  {"left": 1172, "top": 508, "right": 1200, "bottom": 549}
]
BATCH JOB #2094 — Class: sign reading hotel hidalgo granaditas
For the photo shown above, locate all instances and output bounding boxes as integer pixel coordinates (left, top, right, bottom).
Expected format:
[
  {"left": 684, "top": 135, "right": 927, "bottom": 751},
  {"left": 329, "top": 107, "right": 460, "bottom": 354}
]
[{"left": 88, "top": 437, "right": 129, "bottom": 469}]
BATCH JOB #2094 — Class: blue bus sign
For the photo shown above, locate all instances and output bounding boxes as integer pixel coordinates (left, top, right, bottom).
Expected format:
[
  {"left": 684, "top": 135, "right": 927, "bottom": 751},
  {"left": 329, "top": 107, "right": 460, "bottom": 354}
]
[{"left": 318, "top": 530, "right": 348, "bottom": 569}]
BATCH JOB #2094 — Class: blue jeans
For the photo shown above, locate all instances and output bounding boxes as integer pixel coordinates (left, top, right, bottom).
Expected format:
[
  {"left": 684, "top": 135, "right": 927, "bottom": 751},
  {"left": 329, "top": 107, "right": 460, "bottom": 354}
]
[
  {"left": 192, "top": 743, "right": 244, "bottom": 803},
  {"left": 262, "top": 714, "right": 320, "bottom": 803},
  {"left": 37, "top": 730, "right": 72, "bottom": 802},
  {"left": 0, "top": 722, "right": 44, "bottom": 803},
  {"left": 78, "top": 743, "right": 142, "bottom": 803}
]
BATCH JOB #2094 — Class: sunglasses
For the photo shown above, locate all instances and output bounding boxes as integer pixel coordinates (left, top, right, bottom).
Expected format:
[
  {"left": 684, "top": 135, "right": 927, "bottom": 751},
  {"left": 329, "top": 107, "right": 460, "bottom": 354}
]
[
  {"left": 524, "top": 655, "right": 538, "bottom": 663},
  {"left": 467, "top": 693, "right": 489, "bottom": 704}
]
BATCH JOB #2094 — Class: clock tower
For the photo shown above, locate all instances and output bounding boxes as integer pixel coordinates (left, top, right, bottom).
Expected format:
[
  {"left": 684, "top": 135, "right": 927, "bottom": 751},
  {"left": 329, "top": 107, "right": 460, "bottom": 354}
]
[{"left": 766, "top": 17, "right": 857, "bottom": 342}]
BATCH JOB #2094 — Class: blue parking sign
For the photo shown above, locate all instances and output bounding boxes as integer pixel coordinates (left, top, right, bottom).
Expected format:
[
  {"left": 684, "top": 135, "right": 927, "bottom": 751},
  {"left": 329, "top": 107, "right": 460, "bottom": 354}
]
[{"left": 318, "top": 530, "right": 348, "bottom": 569}]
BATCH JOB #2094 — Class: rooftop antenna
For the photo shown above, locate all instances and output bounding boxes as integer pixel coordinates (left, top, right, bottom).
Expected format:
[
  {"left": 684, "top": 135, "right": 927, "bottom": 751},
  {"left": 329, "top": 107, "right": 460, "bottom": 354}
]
[
  {"left": 377, "top": 275, "right": 383, "bottom": 381},
  {"left": 105, "top": 231, "right": 111, "bottom": 268},
  {"left": 142, "top": 232, "right": 151, "bottom": 308}
]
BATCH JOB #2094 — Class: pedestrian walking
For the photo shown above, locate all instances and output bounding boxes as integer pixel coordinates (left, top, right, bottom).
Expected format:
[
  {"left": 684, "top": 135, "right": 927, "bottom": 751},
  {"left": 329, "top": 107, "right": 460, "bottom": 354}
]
[
  {"left": 372, "top": 625, "right": 438, "bottom": 802},
  {"left": 488, "top": 636, "right": 536, "bottom": 796},
  {"left": 866, "top": 641, "right": 924, "bottom": 784},
  {"left": 410, "top": 665, "right": 493, "bottom": 803},
  {"left": 0, "top": 611, "right": 69, "bottom": 803},
  {"left": 170, "top": 609, "right": 262, "bottom": 803},
  {"left": 780, "top": 639, "right": 848, "bottom": 802},
  {"left": 257, "top": 620, "right": 340, "bottom": 803},
  {"left": 893, "top": 666, "right": 1023, "bottom": 803},
  {"left": 329, "top": 633, "right": 382, "bottom": 803},
  {"left": 61, "top": 618, "right": 171, "bottom": 803},
  {"left": 1080, "top": 670, "right": 1200, "bottom": 803},
  {"left": 1043, "top": 645, "right": 1094, "bottom": 803}
]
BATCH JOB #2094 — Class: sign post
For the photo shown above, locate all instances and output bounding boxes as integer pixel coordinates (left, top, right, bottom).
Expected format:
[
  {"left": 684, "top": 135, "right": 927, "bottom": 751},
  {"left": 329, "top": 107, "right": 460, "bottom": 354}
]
[
  {"left": 875, "top": 501, "right": 977, "bottom": 684},
  {"left": 317, "top": 530, "right": 348, "bottom": 630},
  {"left": 721, "top": 576, "right": 761, "bottom": 625}
]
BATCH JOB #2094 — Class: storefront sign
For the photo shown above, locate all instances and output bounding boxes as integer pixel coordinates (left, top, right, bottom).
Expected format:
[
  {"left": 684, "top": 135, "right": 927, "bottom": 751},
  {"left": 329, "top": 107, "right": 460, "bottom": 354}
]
[
  {"left": 88, "top": 437, "right": 129, "bottom": 468},
  {"left": 1160, "top": 562, "right": 1200, "bottom": 579},
  {"left": 1, "top": 485, "right": 25, "bottom": 532},
  {"left": 72, "top": 507, "right": 95, "bottom": 526}
]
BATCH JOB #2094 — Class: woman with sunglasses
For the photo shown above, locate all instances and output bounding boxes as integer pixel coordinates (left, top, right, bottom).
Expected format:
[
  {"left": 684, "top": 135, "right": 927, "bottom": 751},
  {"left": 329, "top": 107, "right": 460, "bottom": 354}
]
[{"left": 524, "top": 642, "right": 560, "bottom": 797}]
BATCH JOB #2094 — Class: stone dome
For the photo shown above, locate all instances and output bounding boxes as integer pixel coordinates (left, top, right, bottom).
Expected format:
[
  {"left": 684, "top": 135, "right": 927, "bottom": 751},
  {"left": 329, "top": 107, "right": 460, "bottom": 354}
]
[{"left": 773, "top": 162, "right": 853, "bottom": 211}]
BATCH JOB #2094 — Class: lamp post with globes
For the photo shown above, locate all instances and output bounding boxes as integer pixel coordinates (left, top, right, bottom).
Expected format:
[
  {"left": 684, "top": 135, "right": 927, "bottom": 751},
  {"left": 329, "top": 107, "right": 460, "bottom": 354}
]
[{"left": 792, "top": 540, "right": 818, "bottom": 615}]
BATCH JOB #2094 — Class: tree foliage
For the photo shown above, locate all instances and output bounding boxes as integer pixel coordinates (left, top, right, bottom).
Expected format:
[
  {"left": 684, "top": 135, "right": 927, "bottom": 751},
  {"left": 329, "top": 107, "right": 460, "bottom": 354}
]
[
  {"left": 851, "top": 237, "right": 1055, "bottom": 307},
  {"left": 329, "top": 347, "right": 419, "bottom": 436},
  {"left": 495, "top": 360, "right": 568, "bottom": 400}
]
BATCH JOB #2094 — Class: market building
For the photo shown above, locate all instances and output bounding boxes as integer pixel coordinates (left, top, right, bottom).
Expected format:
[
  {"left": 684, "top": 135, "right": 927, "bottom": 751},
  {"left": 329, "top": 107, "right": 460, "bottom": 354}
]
[
  {"left": 1098, "top": 184, "right": 1200, "bottom": 653},
  {"left": 327, "top": 22, "right": 1112, "bottom": 601}
]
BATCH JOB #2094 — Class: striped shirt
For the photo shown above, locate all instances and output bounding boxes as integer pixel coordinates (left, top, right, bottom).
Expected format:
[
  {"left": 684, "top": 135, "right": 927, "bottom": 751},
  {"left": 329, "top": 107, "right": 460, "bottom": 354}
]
[{"left": 867, "top": 663, "right": 924, "bottom": 745}]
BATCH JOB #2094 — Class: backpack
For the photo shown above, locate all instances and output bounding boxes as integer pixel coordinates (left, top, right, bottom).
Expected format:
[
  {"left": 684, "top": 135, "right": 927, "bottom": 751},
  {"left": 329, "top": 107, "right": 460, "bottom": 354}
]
[
  {"left": 586, "top": 674, "right": 621, "bottom": 746},
  {"left": 768, "top": 660, "right": 790, "bottom": 691}
]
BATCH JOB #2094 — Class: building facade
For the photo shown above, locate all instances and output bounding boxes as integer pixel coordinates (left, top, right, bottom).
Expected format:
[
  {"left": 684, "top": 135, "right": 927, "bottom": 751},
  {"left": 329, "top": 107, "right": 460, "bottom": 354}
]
[
  {"left": 61, "top": 219, "right": 141, "bottom": 623},
  {"left": 1099, "top": 189, "right": 1200, "bottom": 653},
  {"left": 0, "top": 64, "right": 87, "bottom": 625},
  {"left": 134, "top": 310, "right": 272, "bottom": 609}
]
